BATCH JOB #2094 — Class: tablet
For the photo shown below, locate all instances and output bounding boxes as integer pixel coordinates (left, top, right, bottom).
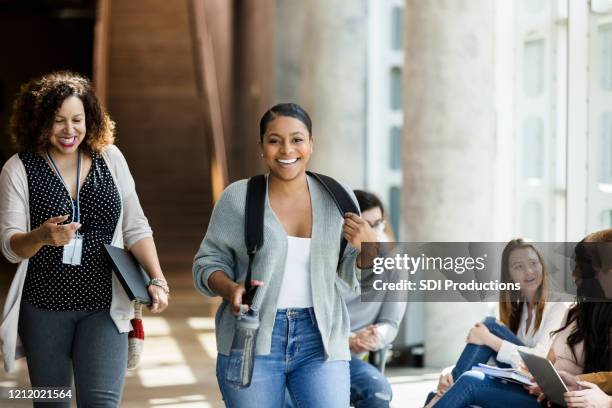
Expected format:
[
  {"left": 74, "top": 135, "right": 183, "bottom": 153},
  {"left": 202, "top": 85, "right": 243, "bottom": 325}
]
[
  {"left": 104, "top": 244, "right": 152, "bottom": 305},
  {"left": 518, "top": 350, "right": 568, "bottom": 407}
]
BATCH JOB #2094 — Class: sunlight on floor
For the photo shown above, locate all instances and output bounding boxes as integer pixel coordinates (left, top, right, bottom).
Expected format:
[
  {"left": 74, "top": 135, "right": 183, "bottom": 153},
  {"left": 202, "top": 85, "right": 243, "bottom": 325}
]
[
  {"left": 137, "top": 320, "right": 198, "bottom": 387},
  {"left": 196, "top": 333, "right": 217, "bottom": 360},
  {"left": 149, "top": 394, "right": 213, "bottom": 407},
  {"left": 186, "top": 317, "right": 216, "bottom": 331}
]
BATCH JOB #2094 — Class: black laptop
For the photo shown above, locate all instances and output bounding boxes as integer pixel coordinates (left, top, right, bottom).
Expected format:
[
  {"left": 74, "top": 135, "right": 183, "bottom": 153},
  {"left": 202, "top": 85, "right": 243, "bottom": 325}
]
[{"left": 103, "top": 244, "right": 151, "bottom": 305}]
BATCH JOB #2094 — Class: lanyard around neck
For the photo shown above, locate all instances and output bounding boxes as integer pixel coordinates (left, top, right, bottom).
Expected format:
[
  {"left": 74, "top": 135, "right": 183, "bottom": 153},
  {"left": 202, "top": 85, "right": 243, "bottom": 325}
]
[{"left": 46, "top": 150, "right": 82, "bottom": 224}]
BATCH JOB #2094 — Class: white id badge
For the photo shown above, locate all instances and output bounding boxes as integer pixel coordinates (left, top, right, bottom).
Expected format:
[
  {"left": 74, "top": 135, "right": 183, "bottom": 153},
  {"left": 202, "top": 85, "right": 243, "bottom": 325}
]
[{"left": 63, "top": 234, "right": 83, "bottom": 266}]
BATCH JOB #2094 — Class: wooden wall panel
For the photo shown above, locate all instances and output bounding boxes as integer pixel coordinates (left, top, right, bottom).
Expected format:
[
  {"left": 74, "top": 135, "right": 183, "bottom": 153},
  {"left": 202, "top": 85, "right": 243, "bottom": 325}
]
[{"left": 106, "top": 0, "right": 213, "bottom": 275}]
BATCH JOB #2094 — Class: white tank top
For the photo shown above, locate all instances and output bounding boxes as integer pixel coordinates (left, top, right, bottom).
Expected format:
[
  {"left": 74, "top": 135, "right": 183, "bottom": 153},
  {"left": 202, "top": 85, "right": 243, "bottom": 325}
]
[{"left": 276, "top": 236, "right": 313, "bottom": 309}]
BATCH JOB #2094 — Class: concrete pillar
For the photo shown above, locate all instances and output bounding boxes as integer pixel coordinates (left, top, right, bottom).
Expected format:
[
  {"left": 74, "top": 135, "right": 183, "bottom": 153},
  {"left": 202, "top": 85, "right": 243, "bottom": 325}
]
[
  {"left": 403, "top": 0, "right": 497, "bottom": 367},
  {"left": 274, "top": 0, "right": 368, "bottom": 188},
  {"left": 232, "top": 0, "right": 275, "bottom": 181}
]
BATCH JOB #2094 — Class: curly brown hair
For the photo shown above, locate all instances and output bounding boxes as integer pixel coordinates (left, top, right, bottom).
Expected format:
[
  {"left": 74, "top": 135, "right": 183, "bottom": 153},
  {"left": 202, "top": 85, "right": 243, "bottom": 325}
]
[{"left": 9, "top": 71, "right": 115, "bottom": 154}]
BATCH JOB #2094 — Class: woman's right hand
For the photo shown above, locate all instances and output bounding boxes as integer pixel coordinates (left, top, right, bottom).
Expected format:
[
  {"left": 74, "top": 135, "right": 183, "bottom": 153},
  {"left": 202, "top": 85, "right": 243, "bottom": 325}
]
[
  {"left": 437, "top": 372, "right": 454, "bottom": 396},
  {"left": 229, "top": 280, "right": 264, "bottom": 315},
  {"left": 35, "top": 215, "right": 81, "bottom": 246}
]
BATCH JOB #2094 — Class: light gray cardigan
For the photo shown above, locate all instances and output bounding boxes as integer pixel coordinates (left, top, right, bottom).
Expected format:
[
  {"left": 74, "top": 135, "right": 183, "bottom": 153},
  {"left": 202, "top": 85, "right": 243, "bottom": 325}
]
[
  {"left": 193, "top": 174, "right": 363, "bottom": 361},
  {"left": 0, "top": 145, "right": 153, "bottom": 373}
]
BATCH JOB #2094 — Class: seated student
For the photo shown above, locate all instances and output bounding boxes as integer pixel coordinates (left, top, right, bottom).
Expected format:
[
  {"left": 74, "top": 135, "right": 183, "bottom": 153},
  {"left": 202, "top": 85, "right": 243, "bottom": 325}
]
[
  {"left": 431, "top": 230, "right": 612, "bottom": 408},
  {"left": 341, "top": 190, "right": 407, "bottom": 408},
  {"left": 426, "top": 239, "right": 568, "bottom": 406}
]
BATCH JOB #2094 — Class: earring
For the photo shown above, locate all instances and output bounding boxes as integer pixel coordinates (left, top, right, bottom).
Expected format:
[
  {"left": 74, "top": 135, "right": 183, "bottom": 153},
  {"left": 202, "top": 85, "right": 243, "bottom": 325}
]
[{"left": 260, "top": 153, "right": 263, "bottom": 158}]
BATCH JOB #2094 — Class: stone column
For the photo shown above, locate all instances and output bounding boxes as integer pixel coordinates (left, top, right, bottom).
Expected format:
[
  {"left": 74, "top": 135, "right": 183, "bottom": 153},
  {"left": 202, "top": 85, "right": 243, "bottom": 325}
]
[
  {"left": 403, "top": 0, "right": 497, "bottom": 367},
  {"left": 274, "top": 0, "right": 368, "bottom": 188}
]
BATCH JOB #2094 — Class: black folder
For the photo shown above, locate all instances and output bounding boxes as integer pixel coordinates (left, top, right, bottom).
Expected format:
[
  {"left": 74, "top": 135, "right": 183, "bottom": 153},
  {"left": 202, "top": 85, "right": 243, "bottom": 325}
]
[{"left": 103, "top": 244, "right": 151, "bottom": 305}]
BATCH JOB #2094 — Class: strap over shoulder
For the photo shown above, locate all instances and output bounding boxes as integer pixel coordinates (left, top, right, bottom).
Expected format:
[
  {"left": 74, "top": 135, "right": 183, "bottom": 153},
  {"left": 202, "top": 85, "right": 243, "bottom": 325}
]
[
  {"left": 306, "top": 171, "right": 359, "bottom": 266},
  {"left": 243, "top": 175, "right": 266, "bottom": 305},
  {"left": 243, "top": 172, "right": 359, "bottom": 304}
]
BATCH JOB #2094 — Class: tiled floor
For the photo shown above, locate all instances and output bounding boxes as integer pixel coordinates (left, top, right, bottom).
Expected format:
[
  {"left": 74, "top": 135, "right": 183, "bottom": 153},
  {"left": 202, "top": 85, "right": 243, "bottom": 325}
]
[{"left": 0, "top": 274, "right": 439, "bottom": 407}]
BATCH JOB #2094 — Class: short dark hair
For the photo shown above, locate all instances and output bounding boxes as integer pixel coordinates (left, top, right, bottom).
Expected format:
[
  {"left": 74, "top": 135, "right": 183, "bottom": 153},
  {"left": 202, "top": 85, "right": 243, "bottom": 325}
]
[
  {"left": 353, "top": 190, "right": 384, "bottom": 216},
  {"left": 9, "top": 71, "right": 115, "bottom": 154},
  {"left": 259, "top": 103, "right": 312, "bottom": 142}
]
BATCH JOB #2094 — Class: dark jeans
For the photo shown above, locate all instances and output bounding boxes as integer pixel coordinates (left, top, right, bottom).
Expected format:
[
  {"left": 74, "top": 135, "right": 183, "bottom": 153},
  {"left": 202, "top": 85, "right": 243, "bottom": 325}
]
[
  {"left": 349, "top": 356, "right": 392, "bottom": 408},
  {"left": 451, "top": 316, "right": 524, "bottom": 380},
  {"left": 425, "top": 316, "right": 524, "bottom": 406},
  {"left": 18, "top": 301, "right": 128, "bottom": 408},
  {"left": 434, "top": 370, "right": 541, "bottom": 408}
]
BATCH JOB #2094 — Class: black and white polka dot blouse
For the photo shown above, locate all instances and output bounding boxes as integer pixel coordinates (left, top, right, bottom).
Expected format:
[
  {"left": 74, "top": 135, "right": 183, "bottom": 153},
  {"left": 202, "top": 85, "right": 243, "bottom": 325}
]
[{"left": 20, "top": 151, "right": 121, "bottom": 311}]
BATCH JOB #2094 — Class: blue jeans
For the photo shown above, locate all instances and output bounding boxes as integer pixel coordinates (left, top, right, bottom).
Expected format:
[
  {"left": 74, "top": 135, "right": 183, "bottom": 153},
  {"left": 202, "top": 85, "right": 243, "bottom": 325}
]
[
  {"left": 18, "top": 301, "right": 127, "bottom": 408},
  {"left": 434, "top": 370, "right": 541, "bottom": 408},
  {"left": 451, "top": 316, "right": 523, "bottom": 380},
  {"left": 349, "top": 356, "right": 392, "bottom": 407},
  {"left": 285, "top": 356, "right": 391, "bottom": 408},
  {"left": 216, "top": 308, "right": 350, "bottom": 408},
  {"left": 425, "top": 316, "right": 524, "bottom": 406}
]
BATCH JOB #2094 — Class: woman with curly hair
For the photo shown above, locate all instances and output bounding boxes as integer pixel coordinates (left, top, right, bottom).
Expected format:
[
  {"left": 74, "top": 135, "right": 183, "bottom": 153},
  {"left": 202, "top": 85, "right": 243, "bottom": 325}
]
[{"left": 0, "top": 71, "right": 169, "bottom": 407}]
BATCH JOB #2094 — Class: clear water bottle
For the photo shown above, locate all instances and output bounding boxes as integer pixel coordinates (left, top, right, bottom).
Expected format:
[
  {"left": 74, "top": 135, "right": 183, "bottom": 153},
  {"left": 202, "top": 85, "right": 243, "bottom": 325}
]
[{"left": 226, "top": 305, "right": 260, "bottom": 388}]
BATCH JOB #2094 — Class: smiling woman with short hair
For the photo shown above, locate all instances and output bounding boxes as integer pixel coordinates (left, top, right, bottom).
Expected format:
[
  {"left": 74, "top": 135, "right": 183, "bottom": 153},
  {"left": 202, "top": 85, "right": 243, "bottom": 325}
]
[{"left": 193, "top": 103, "right": 378, "bottom": 407}]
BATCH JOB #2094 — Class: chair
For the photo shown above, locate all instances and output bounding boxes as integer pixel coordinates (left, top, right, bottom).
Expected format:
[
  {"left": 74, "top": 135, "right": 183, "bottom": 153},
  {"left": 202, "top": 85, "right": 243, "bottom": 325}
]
[{"left": 368, "top": 345, "right": 391, "bottom": 374}]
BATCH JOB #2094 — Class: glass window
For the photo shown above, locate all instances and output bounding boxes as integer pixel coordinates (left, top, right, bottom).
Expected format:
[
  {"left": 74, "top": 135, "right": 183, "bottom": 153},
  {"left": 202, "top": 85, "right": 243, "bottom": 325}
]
[
  {"left": 600, "top": 112, "right": 612, "bottom": 184},
  {"left": 390, "top": 67, "right": 402, "bottom": 110},
  {"left": 522, "top": 201, "right": 543, "bottom": 241},
  {"left": 389, "top": 186, "right": 401, "bottom": 239},
  {"left": 522, "top": 117, "right": 544, "bottom": 180},
  {"left": 602, "top": 209, "right": 612, "bottom": 228},
  {"left": 391, "top": 6, "right": 403, "bottom": 51},
  {"left": 599, "top": 23, "right": 612, "bottom": 91},
  {"left": 524, "top": 0, "right": 545, "bottom": 13},
  {"left": 523, "top": 39, "right": 545, "bottom": 97},
  {"left": 390, "top": 126, "right": 402, "bottom": 170}
]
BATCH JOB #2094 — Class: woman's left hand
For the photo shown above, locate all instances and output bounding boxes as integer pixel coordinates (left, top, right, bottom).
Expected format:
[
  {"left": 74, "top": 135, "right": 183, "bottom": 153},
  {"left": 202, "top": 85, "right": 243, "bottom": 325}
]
[
  {"left": 343, "top": 212, "right": 378, "bottom": 252},
  {"left": 564, "top": 381, "right": 612, "bottom": 408},
  {"left": 466, "top": 322, "right": 492, "bottom": 346},
  {"left": 147, "top": 284, "right": 169, "bottom": 313}
]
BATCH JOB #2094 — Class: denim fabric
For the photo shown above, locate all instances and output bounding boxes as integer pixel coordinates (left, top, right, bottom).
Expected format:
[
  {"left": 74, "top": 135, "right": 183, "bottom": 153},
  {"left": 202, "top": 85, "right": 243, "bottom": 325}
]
[
  {"left": 286, "top": 356, "right": 392, "bottom": 408},
  {"left": 434, "top": 370, "right": 541, "bottom": 408},
  {"left": 216, "top": 308, "right": 349, "bottom": 407},
  {"left": 451, "top": 316, "right": 524, "bottom": 380},
  {"left": 349, "top": 356, "right": 392, "bottom": 407},
  {"left": 18, "top": 301, "right": 127, "bottom": 408}
]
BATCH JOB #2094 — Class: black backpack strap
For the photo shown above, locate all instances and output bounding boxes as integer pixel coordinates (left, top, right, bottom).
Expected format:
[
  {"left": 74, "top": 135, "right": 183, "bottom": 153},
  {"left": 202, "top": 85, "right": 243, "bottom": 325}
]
[
  {"left": 244, "top": 175, "right": 266, "bottom": 305},
  {"left": 306, "top": 171, "right": 360, "bottom": 269}
]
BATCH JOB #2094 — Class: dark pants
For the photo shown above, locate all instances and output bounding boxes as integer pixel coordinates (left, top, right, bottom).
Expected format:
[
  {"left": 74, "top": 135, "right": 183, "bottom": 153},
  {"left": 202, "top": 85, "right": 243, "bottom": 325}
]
[
  {"left": 18, "top": 301, "right": 128, "bottom": 408},
  {"left": 425, "top": 316, "right": 524, "bottom": 406},
  {"left": 451, "top": 316, "right": 524, "bottom": 380}
]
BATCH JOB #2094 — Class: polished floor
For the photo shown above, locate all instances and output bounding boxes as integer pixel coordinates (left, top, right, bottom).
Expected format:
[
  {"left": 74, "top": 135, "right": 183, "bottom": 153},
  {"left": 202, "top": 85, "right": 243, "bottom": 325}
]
[{"left": 0, "top": 272, "right": 437, "bottom": 407}]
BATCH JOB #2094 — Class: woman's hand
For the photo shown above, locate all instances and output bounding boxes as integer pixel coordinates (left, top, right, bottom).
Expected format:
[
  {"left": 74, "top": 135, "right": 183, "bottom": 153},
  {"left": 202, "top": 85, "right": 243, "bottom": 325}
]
[
  {"left": 526, "top": 371, "right": 578, "bottom": 405},
  {"left": 342, "top": 213, "right": 377, "bottom": 252},
  {"left": 466, "top": 322, "right": 492, "bottom": 346},
  {"left": 436, "top": 372, "right": 454, "bottom": 396},
  {"left": 558, "top": 371, "right": 580, "bottom": 391},
  {"left": 147, "top": 284, "right": 169, "bottom": 313},
  {"left": 229, "top": 280, "right": 264, "bottom": 315},
  {"left": 349, "top": 326, "right": 378, "bottom": 353},
  {"left": 526, "top": 383, "right": 548, "bottom": 404},
  {"left": 35, "top": 215, "right": 81, "bottom": 246},
  {"left": 564, "top": 381, "right": 612, "bottom": 408}
]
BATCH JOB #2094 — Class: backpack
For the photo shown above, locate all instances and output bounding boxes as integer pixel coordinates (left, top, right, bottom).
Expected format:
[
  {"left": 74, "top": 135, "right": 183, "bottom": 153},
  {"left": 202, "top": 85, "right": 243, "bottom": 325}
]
[{"left": 242, "top": 171, "right": 359, "bottom": 305}]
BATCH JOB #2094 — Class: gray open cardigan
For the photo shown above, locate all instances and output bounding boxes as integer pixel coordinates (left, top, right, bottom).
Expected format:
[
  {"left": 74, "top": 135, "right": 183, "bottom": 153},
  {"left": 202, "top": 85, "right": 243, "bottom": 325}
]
[{"left": 192, "top": 174, "right": 363, "bottom": 361}]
